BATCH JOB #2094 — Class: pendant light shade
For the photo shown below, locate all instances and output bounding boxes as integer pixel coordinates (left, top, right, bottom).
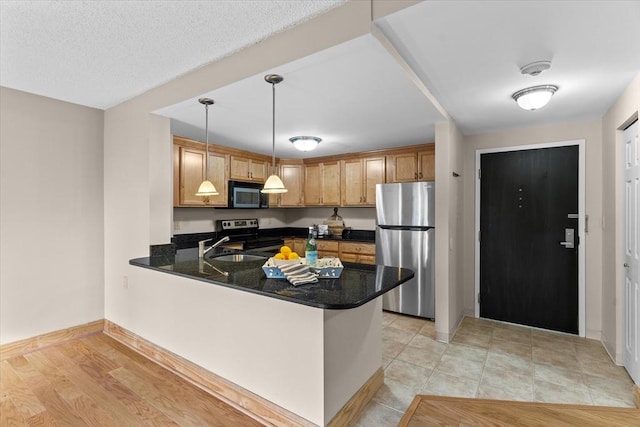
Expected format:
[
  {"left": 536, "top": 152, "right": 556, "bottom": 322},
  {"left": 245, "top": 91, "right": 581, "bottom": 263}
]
[
  {"left": 196, "top": 179, "right": 217, "bottom": 196},
  {"left": 262, "top": 74, "right": 288, "bottom": 194},
  {"left": 512, "top": 85, "right": 558, "bottom": 111},
  {"left": 196, "top": 97, "right": 219, "bottom": 197}
]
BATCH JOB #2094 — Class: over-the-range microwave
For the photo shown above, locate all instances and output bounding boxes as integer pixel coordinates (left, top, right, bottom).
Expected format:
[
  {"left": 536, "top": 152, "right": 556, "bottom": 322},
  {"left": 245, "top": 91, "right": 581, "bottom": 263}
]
[{"left": 228, "top": 180, "right": 269, "bottom": 209}]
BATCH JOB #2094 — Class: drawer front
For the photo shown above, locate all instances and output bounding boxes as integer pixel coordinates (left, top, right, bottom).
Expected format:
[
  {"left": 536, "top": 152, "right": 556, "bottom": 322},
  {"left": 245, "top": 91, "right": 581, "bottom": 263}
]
[
  {"left": 340, "top": 242, "right": 375, "bottom": 255},
  {"left": 340, "top": 253, "right": 358, "bottom": 263},
  {"left": 358, "top": 255, "right": 376, "bottom": 265},
  {"left": 317, "top": 241, "right": 339, "bottom": 252}
]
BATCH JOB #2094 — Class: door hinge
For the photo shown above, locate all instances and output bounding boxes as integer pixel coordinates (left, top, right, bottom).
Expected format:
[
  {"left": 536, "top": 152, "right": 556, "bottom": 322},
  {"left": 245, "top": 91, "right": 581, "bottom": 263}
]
[
  {"left": 477, "top": 292, "right": 481, "bottom": 304},
  {"left": 478, "top": 230, "right": 481, "bottom": 242},
  {"left": 478, "top": 168, "right": 481, "bottom": 179}
]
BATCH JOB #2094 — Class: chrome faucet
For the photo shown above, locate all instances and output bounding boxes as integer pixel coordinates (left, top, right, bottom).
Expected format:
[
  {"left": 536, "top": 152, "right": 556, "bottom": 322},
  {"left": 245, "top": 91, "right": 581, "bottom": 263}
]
[{"left": 198, "top": 235, "right": 231, "bottom": 258}]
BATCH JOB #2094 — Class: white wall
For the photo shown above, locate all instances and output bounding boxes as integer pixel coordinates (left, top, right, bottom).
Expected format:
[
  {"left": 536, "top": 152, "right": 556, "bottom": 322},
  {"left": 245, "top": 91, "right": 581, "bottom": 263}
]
[
  {"left": 434, "top": 120, "right": 465, "bottom": 342},
  {"left": 601, "top": 74, "right": 640, "bottom": 363},
  {"left": 0, "top": 87, "right": 104, "bottom": 344},
  {"left": 462, "top": 119, "right": 604, "bottom": 339}
]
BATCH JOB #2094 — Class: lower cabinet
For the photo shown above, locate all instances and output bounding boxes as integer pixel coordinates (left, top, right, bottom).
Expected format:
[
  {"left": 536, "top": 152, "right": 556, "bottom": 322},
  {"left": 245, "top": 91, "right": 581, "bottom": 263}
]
[
  {"left": 284, "top": 238, "right": 306, "bottom": 257},
  {"left": 339, "top": 242, "right": 376, "bottom": 265},
  {"left": 284, "top": 239, "right": 375, "bottom": 265},
  {"left": 317, "top": 240, "right": 339, "bottom": 258}
]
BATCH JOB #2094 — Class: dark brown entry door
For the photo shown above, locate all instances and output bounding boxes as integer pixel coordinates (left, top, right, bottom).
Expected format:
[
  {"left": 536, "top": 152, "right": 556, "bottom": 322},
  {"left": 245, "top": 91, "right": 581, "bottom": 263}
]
[{"left": 480, "top": 146, "right": 579, "bottom": 334}]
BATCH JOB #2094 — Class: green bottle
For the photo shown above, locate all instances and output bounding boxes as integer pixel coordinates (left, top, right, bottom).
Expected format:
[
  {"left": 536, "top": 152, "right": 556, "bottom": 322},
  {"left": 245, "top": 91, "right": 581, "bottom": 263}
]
[{"left": 305, "top": 226, "right": 318, "bottom": 266}]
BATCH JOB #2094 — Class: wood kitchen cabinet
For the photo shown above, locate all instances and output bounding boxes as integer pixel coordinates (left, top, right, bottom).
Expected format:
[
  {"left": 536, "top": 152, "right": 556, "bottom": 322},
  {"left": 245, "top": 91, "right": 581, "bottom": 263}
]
[
  {"left": 317, "top": 240, "right": 339, "bottom": 258},
  {"left": 339, "top": 242, "right": 376, "bottom": 265},
  {"left": 174, "top": 143, "right": 228, "bottom": 207},
  {"left": 270, "top": 162, "right": 304, "bottom": 207},
  {"left": 304, "top": 161, "right": 340, "bottom": 206},
  {"left": 230, "top": 155, "right": 268, "bottom": 183},
  {"left": 386, "top": 144, "right": 435, "bottom": 182},
  {"left": 284, "top": 238, "right": 306, "bottom": 256},
  {"left": 341, "top": 156, "right": 385, "bottom": 206}
]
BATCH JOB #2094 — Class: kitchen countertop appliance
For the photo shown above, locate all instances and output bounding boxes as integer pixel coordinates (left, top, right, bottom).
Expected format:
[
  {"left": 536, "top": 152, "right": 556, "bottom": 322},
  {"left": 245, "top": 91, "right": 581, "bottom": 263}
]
[
  {"left": 376, "top": 182, "right": 435, "bottom": 319},
  {"left": 218, "top": 218, "right": 283, "bottom": 252}
]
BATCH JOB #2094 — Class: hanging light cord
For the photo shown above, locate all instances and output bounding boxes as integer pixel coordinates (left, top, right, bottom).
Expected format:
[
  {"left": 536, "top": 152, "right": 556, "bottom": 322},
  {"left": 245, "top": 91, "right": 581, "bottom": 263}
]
[
  {"left": 271, "top": 81, "right": 276, "bottom": 174},
  {"left": 204, "top": 103, "right": 210, "bottom": 178}
]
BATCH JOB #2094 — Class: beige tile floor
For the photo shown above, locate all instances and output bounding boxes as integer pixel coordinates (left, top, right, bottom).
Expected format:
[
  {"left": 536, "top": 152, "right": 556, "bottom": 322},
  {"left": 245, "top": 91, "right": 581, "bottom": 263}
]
[{"left": 354, "top": 312, "right": 637, "bottom": 426}]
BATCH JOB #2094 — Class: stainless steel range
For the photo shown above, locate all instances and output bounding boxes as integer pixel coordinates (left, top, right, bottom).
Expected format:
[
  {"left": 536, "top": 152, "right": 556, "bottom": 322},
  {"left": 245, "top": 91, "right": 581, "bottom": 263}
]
[{"left": 218, "top": 218, "right": 283, "bottom": 252}]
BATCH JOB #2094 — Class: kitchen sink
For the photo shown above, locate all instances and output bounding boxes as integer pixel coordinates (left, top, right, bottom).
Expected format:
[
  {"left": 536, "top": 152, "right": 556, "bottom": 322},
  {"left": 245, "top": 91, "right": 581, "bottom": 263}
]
[{"left": 212, "top": 254, "right": 267, "bottom": 262}]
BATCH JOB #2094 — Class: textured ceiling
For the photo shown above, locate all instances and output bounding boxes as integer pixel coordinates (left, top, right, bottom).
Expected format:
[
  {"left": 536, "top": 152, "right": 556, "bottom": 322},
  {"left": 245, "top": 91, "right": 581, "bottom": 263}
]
[
  {"left": 1, "top": 1, "right": 639, "bottom": 159},
  {"left": 0, "top": 0, "right": 345, "bottom": 109}
]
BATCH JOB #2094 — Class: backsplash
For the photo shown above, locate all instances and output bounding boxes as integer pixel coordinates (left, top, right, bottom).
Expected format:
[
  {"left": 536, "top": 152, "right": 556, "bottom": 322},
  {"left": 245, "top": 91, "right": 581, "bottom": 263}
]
[{"left": 173, "top": 207, "right": 376, "bottom": 235}]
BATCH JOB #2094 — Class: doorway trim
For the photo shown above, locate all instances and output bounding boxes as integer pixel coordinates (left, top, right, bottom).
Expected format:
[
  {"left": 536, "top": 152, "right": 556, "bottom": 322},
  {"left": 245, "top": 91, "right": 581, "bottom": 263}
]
[{"left": 474, "top": 139, "right": 586, "bottom": 337}]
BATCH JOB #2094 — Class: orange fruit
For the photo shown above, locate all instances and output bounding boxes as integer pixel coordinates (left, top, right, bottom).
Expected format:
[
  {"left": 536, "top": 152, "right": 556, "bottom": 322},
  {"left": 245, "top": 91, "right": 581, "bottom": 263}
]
[
  {"left": 280, "top": 245, "right": 292, "bottom": 255},
  {"left": 274, "top": 253, "right": 285, "bottom": 260},
  {"left": 289, "top": 252, "right": 300, "bottom": 260}
]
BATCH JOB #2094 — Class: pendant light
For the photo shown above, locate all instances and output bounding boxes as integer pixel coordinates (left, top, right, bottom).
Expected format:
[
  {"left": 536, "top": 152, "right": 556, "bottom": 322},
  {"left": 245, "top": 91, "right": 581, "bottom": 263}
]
[
  {"left": 261, "top": 74, "right": 288, "bottom": 194},
  {"left": 196, "top": 97, "right": 219, "bottom": 197}
]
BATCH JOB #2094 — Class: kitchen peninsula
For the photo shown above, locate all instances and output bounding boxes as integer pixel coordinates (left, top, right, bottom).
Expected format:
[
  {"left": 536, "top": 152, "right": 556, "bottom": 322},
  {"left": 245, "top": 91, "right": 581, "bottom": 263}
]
[{"left": 125, "top": 247, "right": 414, "bottom": 426}]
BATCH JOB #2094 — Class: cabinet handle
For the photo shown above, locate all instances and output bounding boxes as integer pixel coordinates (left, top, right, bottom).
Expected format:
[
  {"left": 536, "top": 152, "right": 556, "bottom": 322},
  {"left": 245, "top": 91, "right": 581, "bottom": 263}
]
[
  {"left": 414, "top": 172, "right": 418, "bottom": 180},
  {"left": 419, "top": 172, "right": 423, "bottom": 179}
]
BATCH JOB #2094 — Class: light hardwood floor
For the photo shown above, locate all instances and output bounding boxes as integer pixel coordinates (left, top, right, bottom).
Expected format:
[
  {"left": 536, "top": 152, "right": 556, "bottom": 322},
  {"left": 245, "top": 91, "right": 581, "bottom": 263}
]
[
  {"left": 398, "top": 395, "right": 640, "bottom": 426},
  {"left": 0, "top": 333, "right": 262, "bottom": 426}
]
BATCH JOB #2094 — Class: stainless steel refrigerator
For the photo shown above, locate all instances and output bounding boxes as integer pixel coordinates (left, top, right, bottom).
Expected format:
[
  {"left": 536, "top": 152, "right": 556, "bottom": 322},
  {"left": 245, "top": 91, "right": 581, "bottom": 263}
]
[{"left": 376, "top": 182, "right": 435, "bottom": 319}]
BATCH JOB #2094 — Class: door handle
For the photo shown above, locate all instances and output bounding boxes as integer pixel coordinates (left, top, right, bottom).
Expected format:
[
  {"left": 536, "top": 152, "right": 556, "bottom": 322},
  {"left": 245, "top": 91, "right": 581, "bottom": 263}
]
[{"left": 560, "top": 228, "right": 575, "bottom": 249}]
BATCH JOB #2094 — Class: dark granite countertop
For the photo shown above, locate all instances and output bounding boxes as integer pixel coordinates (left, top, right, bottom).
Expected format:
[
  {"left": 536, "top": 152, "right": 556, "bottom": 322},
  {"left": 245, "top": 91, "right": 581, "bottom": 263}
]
[{"left": 130, "top": 248, "right": 413, "bottom": 310}]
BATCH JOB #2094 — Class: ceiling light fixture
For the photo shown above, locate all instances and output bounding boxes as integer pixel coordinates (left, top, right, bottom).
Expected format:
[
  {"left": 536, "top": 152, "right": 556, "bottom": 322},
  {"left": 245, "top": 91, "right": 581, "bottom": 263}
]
[
  {"left": 290, "top": 136, "right": 321, "bottom": 152},
  {"left": 196, "top": 97, "right": 219, "bottom": 198},
  {"left": 261, "top": 74, "right": 288, "bottom": 194},
  {"left": 512, "top": 85, "right": 558, "bottom": 111}
]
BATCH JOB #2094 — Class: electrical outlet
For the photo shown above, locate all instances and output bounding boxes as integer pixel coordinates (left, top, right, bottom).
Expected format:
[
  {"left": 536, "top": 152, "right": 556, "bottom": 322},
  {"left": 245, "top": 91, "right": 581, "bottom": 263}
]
[
  {"left": 174, "top": 220, "right": 181, "bottom": 230},
  {"left": 122, "top": 275, "right": 129, "bottom": 289}
]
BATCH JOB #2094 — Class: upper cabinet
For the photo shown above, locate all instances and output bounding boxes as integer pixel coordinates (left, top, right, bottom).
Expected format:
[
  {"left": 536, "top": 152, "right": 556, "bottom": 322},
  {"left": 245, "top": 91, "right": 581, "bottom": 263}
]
[
  {"left": 173, "top": 137, "right": 229, "bottom": 207},
  {"left": 386, "top": 144, "right": 435, "bottom": 183},
  {"left": 304, "top": 161, "right": 340, "bottom": 206},
  {"left": 341, "top": 156, "right": 386, "bottom": 206},
  {"left": 230, "top": 155, "right": 269, "bottom": 183},
  {"left": 174, "top": 135, "right": 434, "bottom": 208},
  {"left": 269, "top": 161, "right": 305, "bottom": 207}
]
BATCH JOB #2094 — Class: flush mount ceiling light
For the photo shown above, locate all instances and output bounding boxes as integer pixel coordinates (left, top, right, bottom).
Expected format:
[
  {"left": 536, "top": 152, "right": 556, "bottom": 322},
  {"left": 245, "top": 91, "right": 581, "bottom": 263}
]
[
  {"left": 512, "top": 85, "right": 558, "bottom": 111},
  {"left": 196, "top": 98, "right": 219, "bottom": 197},
  {"left": 290, "top": 136, "right": 321, "bottom": 152},
  {"left": 261, "top": 74, "right": 288, "bottom": 194}
]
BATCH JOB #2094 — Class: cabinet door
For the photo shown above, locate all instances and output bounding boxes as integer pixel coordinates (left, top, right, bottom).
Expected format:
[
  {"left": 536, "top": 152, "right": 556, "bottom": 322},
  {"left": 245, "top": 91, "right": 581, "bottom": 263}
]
[
  {"left": 180, "top": 147, "right": 207, "bottom": 206},
  {"left": 294, "top": 238, "right": 306, "bottom": 256},
  {"left": 341, "top": 159, "right": 364, "bottom": 206},
  {"left": 230, "top": 155, "right": 251, "bottom": 181},
  {"left": 322, "top": 161, "right": 341, "bottom": 205},
  {"left": 364, "top": 157, "right": 385, "bottom": 205},
  {"left": 388, "top": 153, "right": 418, "bottom": 182},
  {"left": 205, "top": 152, "right": 228, "bottom": 206},
  {"left": 280, "top": 164, "right": 304, "bottom": 206},
  {"left": 251, "top": 159, "right": 268, "bottom": 183},
  {"left": 304, "top": 163, "right": 322, "bottom": 206},
  {"left": 418, "top": 147, "right": 435, "bottom": 181}
]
